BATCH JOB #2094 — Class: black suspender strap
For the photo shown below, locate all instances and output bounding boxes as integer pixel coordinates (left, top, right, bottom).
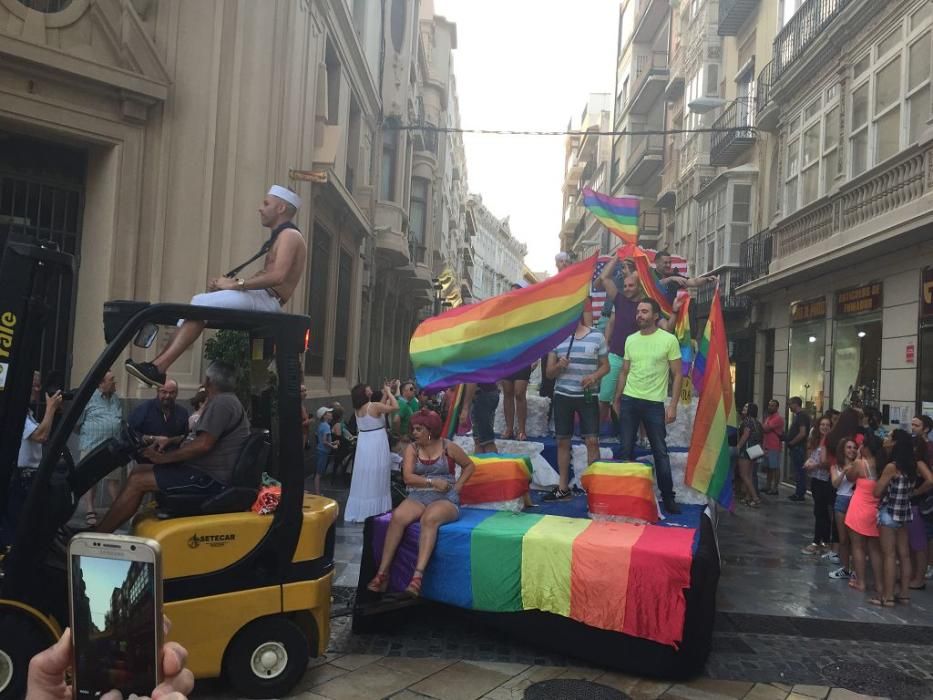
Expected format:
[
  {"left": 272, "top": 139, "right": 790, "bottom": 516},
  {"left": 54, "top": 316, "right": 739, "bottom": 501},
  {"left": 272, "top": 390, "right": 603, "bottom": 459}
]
[{"left": 224, "top": 221, "right": 300, "bottom": 278}]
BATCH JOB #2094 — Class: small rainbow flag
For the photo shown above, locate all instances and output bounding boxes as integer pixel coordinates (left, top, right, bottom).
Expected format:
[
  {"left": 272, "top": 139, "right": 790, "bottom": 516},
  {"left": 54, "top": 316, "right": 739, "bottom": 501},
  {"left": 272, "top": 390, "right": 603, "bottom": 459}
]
[
  {"left": 442, "top": 384, "right": 465, "bottom": 439},
  {"left": 582, "top": 188, "right": 639, "bottom": 245},
  {"left": 580, "top": 461, "right": 660, "bottom": 522},
  {"left": 410, "top": 256, "right": 596, "bottom": 390},
  {"left": 459, "top": 454, "right": 533, "bottom": 505},
  {"left": 685, "top": 286, "right": 736, "bottom": 510},
  {"left": 632, "top": 248, "right": 676, "bottom": 318}
]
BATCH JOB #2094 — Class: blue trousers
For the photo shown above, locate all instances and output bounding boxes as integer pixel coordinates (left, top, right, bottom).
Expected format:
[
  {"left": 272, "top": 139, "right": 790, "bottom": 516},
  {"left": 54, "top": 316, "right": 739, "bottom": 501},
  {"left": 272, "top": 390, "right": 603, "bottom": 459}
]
[{"left": 618, "top": 396, "right": 674, "bottom": 500}]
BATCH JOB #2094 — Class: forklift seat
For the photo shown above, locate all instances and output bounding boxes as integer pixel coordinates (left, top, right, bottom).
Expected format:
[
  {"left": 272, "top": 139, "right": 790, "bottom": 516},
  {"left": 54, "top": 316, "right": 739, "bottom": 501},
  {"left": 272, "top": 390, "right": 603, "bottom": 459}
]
[{"left": 155, "top": 430, "right": 271, "bottom": 518}]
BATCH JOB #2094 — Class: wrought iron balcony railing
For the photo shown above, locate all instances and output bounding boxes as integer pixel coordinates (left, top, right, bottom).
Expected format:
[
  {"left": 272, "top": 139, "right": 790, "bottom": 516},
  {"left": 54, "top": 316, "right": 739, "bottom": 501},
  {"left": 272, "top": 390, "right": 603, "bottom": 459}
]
[
  {"left": 772, "top": 0, "right": 852, "bottom": 84},
  {"left": 710, "top": 98, "right": 756, "bottom": 166},
  {"left": 737, "top": 228, "right": 773, "bottom": 287}
]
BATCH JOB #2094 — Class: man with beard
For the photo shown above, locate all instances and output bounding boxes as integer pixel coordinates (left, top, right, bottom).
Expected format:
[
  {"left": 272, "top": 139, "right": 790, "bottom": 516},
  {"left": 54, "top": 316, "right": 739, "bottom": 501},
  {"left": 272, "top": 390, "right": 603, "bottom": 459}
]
[
  {"left": 128, "top": 379, "right": 190, "bottom": 458},
  {"left": 613, "top": 299, "right": 683, "bottom": 514}
]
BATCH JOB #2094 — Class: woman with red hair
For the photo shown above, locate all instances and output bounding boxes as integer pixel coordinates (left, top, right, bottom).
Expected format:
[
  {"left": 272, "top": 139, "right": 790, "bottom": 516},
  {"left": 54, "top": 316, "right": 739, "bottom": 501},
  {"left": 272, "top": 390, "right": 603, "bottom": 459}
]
[{"left": 367, "top": 409, "right": 475, "bottom": 596}]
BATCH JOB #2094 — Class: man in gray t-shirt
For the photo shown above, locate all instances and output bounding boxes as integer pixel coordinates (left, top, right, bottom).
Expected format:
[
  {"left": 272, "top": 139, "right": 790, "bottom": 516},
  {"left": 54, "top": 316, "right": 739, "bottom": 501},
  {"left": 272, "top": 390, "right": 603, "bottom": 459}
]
[{"left": 96, "top": 361, "right": 250, "bottom": 533}]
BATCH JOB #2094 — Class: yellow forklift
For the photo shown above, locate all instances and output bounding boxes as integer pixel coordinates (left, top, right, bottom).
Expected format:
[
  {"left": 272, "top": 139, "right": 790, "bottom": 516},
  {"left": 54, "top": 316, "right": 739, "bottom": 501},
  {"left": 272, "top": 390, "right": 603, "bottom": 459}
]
[{"left": 0, "top": 237, "right": 338, "bottom": 698}]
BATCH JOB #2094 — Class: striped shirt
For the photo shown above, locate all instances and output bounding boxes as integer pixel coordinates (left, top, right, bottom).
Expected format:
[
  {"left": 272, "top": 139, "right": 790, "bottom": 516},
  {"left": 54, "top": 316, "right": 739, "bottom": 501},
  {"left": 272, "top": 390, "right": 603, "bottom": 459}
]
[
  {"left": 553, "top": 328, "right": 608, "bottom": 398},
  {"left": 77, "top": 389, "right": 123, "bottom": 454}
]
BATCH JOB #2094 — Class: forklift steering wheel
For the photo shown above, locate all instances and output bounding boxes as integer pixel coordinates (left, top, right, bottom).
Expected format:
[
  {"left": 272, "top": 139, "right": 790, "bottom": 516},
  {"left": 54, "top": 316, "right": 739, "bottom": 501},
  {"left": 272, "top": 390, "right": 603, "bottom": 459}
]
[{"left": 120, "top": 422, "right": 146, "bottom": 454}]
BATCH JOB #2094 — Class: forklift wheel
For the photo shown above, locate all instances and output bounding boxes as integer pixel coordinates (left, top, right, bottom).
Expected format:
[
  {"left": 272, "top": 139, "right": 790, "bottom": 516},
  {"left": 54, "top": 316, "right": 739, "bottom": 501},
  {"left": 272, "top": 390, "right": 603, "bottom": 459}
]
[
  {"left": 223, "top": 616, "right": 310, "bottom": 698},
  {"left": 0, "top": 609, "right": 57, "bottom": 700}
]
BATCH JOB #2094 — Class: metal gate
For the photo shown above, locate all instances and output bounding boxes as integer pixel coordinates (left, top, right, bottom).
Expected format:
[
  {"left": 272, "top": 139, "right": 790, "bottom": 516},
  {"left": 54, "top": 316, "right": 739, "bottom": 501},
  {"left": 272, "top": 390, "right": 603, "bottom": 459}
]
[{"left": 0, "top": 131, "right": 85, "bottom": 386}]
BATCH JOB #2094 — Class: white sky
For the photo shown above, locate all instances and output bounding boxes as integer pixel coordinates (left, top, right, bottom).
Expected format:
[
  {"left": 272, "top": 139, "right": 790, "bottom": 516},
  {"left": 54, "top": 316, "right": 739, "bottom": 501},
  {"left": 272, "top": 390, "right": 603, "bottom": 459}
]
[{"left": 433, "top": 0, "right": 619, "bottom": 275}]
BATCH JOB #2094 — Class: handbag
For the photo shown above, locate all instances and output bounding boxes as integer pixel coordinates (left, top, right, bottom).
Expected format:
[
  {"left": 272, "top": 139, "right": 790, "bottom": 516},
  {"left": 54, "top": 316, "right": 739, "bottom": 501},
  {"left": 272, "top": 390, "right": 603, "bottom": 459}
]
[{"left": 745, "top": 443, "right": 765, "bottom": 460}]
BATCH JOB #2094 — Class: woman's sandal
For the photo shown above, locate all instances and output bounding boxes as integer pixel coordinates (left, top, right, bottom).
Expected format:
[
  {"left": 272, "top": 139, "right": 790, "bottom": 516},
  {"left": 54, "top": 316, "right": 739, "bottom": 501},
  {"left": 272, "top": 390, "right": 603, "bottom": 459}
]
[
  {"left": 868, "top": 597, "right": 896, "bottom": 607},
  {"left": 894, "top": 595, "right": 911, "bottom": 604},
  {"left": 405, "top": 569, "right": 424, "bottom": 597},
  {"left": 517, "top": 432, "right": 527, "bottom": 442},
  {"left": 501, "top": 430, "right": 514, "bottom": 440},
  {"left": 366, "top": 571, "right": 389, "bottom": 593},
  {"left": 848, "top": 580, "right": 865, "bottom": 591}
]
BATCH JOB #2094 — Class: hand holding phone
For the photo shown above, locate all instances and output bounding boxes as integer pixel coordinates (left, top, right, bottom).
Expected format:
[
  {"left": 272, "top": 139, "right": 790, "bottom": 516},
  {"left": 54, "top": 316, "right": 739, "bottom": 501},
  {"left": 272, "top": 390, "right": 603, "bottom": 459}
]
[{"left": 68, "top": 534, "right": 164, "bottom": 699}]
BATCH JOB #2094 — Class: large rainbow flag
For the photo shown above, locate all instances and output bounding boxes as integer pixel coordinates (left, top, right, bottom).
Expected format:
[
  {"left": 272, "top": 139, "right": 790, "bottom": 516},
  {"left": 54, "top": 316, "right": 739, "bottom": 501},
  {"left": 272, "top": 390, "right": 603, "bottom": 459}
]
[
  {"left": 410, "top": 255, "right": 596, "bottom": 390},
  {"left": 685, "top": 286, "right": 736, "bottom": 510},
  {"left": 459, "top": 454, "right": 533, "bottom": 505},
  {"left": 582, "top": 188, "right": 639, "bottom": 245},
  {"left": 371, "top": 509, "right": 696, "bottom": 647}
]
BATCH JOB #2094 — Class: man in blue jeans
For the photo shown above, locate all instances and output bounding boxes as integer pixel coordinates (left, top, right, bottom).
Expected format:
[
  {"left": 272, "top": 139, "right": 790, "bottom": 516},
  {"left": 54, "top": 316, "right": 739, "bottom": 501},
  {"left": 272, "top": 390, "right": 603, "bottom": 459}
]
[
  {"left": 785, "top": 396, "right": 811, "bottom": 501},
  {"left": 613, "top": 299, "right": 682, "bottom": 514}
]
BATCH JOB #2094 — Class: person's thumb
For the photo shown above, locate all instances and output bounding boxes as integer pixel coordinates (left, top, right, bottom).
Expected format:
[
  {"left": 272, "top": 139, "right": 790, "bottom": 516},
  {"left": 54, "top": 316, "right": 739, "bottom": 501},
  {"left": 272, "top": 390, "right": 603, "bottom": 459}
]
[{"left": 27, "top": 628, "right": 72, "bottom": 698}]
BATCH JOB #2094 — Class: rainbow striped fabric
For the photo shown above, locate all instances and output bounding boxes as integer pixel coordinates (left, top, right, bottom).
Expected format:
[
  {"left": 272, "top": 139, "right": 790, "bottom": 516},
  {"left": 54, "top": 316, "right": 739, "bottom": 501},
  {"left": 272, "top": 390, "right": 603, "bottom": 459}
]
[
  {"left": 673, "top": 293, "right": 693, "bottom": 377},
  {"left": 632, "top": 249, "right": 676, "bottom": 318},
  {"left": 580, "top": 461, "right": 660, "bottom": 522},
  {"left": 372, "top": 509, "right": 696, "bottom": 647},
  {"left": 442, "top": 384, "right": 466, "bottom": 439},
  {"left": 582, "top": 188, "right": 639, "bottom": 245},
  {"left": 686, "top": 286, "right": 737, "bottom": 510},
  {"left": 459, "top": 454, "right": 533, "bottom": 506},
  {"left": 410, "top": 256, "right": 596, "bottom": 390}
]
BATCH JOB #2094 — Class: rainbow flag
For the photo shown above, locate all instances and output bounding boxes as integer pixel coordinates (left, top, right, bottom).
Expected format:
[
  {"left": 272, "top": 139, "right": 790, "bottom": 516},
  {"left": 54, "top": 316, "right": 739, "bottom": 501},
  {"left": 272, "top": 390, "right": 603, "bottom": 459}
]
[
  {"left": 371, "top": 509, "right": 696, "bottom": 647},
  {"left": 410, "top": 255, "right": 596, "bottom": 390},
  {"left": 442, "top": 384, "right": 465, "bottom": 439},
  {"left": 685, "top": 286, "right": 736, "bottom": 510},
  {"left": 459, "top": 454, "right": 533, "bottom": 505},
  {"left": 582, "top": 188, "right": 639, "bottom": 245},
  {"left": 580, "top": 461, "right": 660, "bottom": 522},
  {"left": 673, "top": 292, "right": 693, "bottom": 377},
  {"left": 632, "top": 248, "right": 676, "bottom": 318}
]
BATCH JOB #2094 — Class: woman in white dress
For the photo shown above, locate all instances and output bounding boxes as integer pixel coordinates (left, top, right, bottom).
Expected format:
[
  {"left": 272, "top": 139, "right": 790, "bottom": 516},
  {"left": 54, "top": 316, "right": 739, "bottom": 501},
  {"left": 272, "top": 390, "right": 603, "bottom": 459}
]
[{"left": 344, "top": 383, "right": 397, "bottom": 522}]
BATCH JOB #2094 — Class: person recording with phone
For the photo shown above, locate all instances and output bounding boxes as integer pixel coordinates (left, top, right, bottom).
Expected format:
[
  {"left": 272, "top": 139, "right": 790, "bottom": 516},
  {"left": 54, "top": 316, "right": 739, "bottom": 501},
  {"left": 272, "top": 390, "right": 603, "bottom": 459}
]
[{"left": 1, "top": 371, "right": 63, "bottom": 547}]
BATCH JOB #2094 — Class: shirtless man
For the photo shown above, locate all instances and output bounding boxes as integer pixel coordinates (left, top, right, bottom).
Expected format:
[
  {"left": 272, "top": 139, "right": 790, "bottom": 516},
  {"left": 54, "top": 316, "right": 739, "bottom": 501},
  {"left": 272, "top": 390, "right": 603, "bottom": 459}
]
[{"left": 126, "top": 185, "right": 307, "bottom": 387}]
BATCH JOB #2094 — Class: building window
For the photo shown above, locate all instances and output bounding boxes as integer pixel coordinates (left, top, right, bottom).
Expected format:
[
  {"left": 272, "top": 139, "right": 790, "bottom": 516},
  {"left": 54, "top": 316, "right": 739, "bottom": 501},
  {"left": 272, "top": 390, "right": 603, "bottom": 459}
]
[
  {"left": 789, "top": 321, "right": 826, "bottom": 417},
  {"left": 325, "top": 39, "right": 341, "bottom": 125},
  {"left": 832, "top": 314, "right": 882, "bottom": 410},
  {"left": 784, "top": 86, "right": 841, "bottom": 214},
  {"left": 381, "top": 125, "right": 398, "bottom": 201},
  {"left": 390, "top": 0, "right": 406, "bottom": 52},
  {"left": 847, "top": 11, "right": 932, "bottom": 177},
  {"left": 332, "top": 249, "right": 353, "bottom": 378},
  {"left": 409, "top": 177, "right": 429, "bottom": 264},
  {"left": 305, "top": 225, "right": 332, "bottom": 377}
]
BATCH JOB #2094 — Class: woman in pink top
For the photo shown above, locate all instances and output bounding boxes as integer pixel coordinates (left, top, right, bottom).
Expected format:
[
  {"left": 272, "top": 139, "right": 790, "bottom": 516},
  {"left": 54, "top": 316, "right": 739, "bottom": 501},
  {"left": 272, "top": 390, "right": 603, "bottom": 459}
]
[{"left": 844, "top": 434, "right": 883, "bottom": 593}]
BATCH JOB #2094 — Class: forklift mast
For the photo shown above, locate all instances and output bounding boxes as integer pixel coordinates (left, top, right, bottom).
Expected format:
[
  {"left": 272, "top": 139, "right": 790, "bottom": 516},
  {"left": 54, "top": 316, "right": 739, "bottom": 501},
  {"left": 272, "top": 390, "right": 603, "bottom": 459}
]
[{"left": 0, "top": 236, "right": 75, "bottom": 514}]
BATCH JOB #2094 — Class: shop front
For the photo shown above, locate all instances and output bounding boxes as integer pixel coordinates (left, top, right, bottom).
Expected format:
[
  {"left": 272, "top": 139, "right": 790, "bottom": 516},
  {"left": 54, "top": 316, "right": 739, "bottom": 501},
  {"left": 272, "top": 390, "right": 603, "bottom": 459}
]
[
  {"left": 831, "top": 282, "right": 883, "bottom": 412},
  {"left": 787, "top": 297, "right": 827, "bottom": 418}
]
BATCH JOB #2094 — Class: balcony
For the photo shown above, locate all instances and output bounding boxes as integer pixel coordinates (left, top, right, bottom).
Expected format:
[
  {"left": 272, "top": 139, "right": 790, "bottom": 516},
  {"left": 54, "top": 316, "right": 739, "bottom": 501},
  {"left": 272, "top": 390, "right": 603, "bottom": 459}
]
[
  {"left": 755, "top": 61, "right": 779, "bottom": 131},
  {"left": 629, "top": 52, "right": 669, "bottom": 115},
  {"left": 640, "top": 210, "right": 661, "bottom": 243},
  {"left": 561, "top": 203, "right": 585, "bottom": 235},
  {"left": 710, "top": 98, "right": 757, "bottom": 166},
  {"left": 633, "top": 0, "right": 670, "bottom": 45},
  {"left": 374, "top": 201, "right": 410, "bottom": 269},
  {"left": 736, "top": 228, "right": 773, "bottom": 288},
  {"left": 623, "top": 133, "right": 664, "bottom": 186},
  {"left": 771, "top": 0, "right": 862, "bottom": 91},
  {"left": 695, "top": 270, "right": 751, "bottom": 318},
  {"left": 740, "top": 140, "right": 933, "bottom": 293},
  {"left": 657, "top": 156, "right": 679, "bottom": 208},
  {"left": 718, "top": 0, "right": 760, "bottom": 36}
]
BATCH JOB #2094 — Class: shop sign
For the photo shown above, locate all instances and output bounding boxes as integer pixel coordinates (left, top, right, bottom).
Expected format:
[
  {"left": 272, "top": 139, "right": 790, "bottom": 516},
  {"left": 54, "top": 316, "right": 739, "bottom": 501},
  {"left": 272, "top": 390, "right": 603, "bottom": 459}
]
[
  {"left": 790, "top": 297, "right": 827, "bottom": 323},
  {"left": 922, "top": 267, "right": 933, "bottom": 319},
  {"left": 836, "top": 282, "right": 883, "bottom": 316},
  {"left": 906, "top": 343, "right": 915, "bottom": 364}
]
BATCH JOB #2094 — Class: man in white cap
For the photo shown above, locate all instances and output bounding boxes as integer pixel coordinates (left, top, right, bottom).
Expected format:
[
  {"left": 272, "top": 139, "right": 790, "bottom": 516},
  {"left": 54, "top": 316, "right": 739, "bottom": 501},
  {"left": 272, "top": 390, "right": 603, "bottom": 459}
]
[
  {"left": 555, "top": 251, "right": 572, "bottom": 272},
  {"left": 126, "top": 186, "right": 307, "bottom": 386}
]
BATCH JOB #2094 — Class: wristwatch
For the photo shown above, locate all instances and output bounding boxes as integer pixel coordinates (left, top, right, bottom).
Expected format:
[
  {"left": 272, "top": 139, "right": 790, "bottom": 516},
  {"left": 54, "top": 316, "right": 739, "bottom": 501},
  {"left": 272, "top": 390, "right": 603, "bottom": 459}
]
[{"left": 235, "top": 278, "right": 246, "bottom": 290}]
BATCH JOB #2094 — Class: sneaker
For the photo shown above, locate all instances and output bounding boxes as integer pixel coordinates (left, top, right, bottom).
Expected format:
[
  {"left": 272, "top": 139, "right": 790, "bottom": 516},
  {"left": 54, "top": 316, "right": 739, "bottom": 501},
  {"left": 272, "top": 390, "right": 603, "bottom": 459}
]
[
  {"left": 125, "top": 359, "right": 166, "bottom": 387},
  {"left": 543, "top": 487, "right": 573, "bottom": 501},
  {"left": 662, "top": 497, "right": 681, "bottom": 514},
  {"left": 788, "top": 494, "right": 806, "bottom": 502},
  {"left": 571, "top": 485, "right": 587, "bottom": 496},
  {"left": 823, "top": 551, "right": 841, "bottom": 564},
  {"left": 828, "top": 567, "right": 851, "bottom": 579}
]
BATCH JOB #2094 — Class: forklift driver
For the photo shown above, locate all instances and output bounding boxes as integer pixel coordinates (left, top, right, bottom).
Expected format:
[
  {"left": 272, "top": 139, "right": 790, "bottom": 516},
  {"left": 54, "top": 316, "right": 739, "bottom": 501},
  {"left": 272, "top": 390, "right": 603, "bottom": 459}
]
[
  {"left": 94, "top": 361, "right": 249, "bottom": 533},
  {"left": 125, "top": 185, "right": 307, "bottom": 387}
]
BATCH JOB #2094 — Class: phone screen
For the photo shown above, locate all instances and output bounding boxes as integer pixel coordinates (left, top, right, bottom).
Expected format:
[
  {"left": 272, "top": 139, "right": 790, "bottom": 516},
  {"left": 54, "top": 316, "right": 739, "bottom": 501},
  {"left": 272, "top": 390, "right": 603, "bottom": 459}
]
[{"left": 71, "top": 553, "right": 158, "bottom": 698}]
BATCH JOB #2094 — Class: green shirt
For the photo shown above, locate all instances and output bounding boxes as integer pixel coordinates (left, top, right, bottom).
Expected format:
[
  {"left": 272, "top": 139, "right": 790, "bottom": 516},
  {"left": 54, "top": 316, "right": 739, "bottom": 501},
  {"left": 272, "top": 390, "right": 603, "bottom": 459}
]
[
  {"left": 622, "top": 328, "right": 680, "bottom": 403},
  {"left": 397, "top": 396, "right": 420, "bottom": 435}
]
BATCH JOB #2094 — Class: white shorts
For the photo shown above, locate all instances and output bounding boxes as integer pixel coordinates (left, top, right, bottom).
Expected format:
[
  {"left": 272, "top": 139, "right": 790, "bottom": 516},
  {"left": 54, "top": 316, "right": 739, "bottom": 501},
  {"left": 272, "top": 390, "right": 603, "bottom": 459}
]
[{"left": 180, "top": 290, "right": 282, "bottom": 325}]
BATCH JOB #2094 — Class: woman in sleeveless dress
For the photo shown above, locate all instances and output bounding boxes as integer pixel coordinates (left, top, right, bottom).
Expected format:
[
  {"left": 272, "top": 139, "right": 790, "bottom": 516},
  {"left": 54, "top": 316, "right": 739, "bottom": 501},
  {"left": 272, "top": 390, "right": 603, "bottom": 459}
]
[
  {"left": 367, "top": 409, "right": 475, "bottom": 596},
  {"left": 845, "top": 434, "right": 883, "bottom": 593},
  {"left": 344, "top": 383, "right": 397, "bottom": 523}
]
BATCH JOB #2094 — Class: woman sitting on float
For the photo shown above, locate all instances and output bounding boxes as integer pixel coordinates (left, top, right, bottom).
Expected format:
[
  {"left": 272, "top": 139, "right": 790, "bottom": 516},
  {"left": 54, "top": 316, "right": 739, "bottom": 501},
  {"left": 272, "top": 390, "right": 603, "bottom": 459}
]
[{"left": 367, "top": 409, "right": 475, "bottom": 596}]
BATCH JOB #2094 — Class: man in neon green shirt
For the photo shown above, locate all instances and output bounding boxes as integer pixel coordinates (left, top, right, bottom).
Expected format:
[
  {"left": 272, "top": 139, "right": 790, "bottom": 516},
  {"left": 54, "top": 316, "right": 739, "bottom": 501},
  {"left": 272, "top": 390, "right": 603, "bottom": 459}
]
[{"left": 613, "top": 299, "right": 683, "bottom": 514}]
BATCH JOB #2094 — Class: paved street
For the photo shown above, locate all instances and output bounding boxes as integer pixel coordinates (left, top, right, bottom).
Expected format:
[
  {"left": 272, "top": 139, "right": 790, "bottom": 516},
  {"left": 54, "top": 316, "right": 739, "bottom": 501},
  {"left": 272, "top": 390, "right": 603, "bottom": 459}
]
[{"left": 191, "top": 481, "right": 933, "bottom": 699}]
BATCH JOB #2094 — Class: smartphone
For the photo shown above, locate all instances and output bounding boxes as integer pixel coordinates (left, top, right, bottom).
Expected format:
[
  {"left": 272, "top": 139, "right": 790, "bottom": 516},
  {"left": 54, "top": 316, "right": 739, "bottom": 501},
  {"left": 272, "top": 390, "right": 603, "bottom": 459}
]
[{"left": 68, "top": 533, "right": 163, "bottom": 699}]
